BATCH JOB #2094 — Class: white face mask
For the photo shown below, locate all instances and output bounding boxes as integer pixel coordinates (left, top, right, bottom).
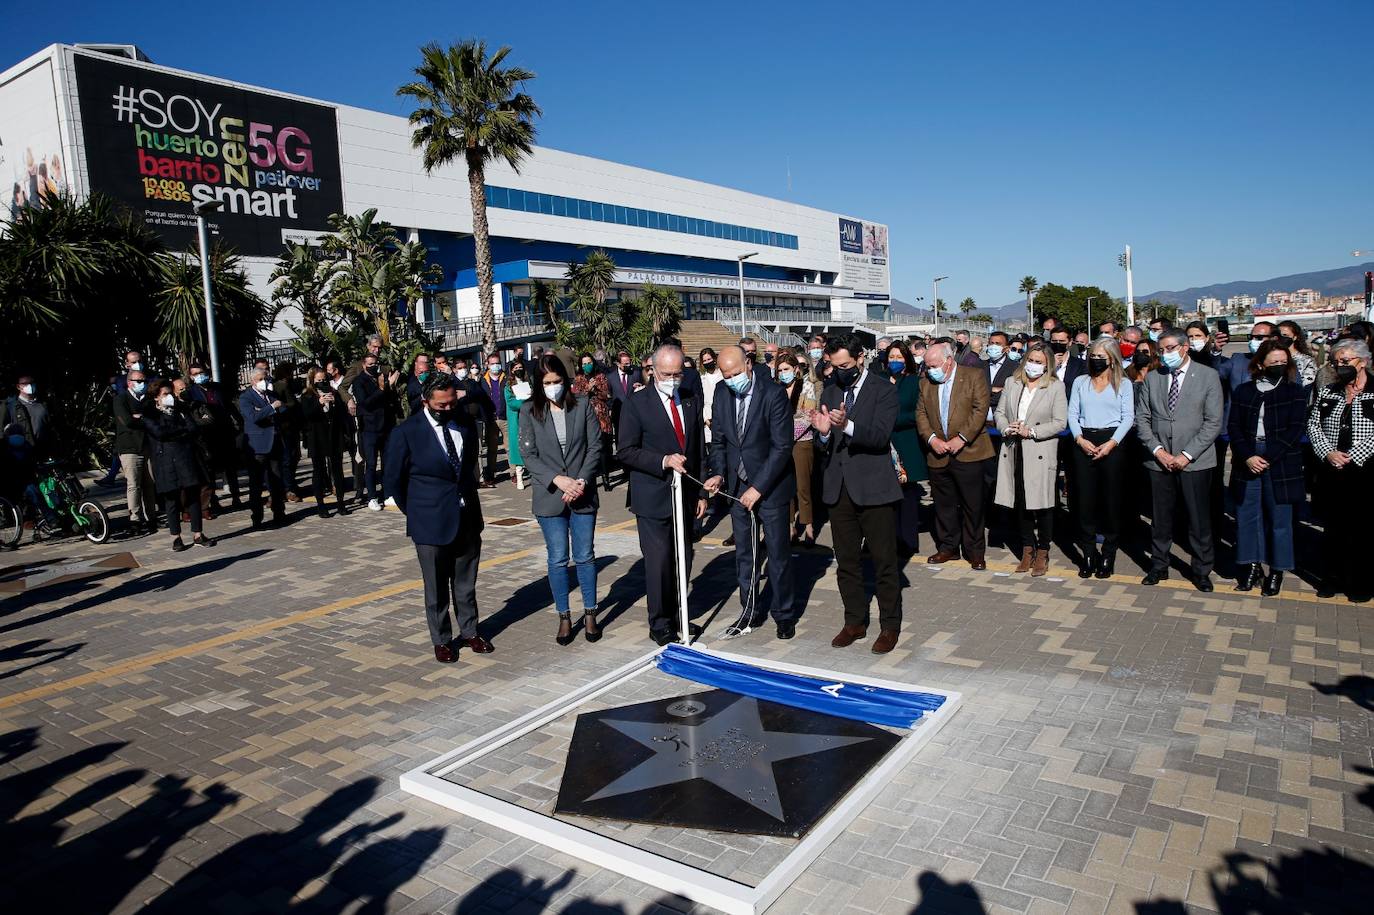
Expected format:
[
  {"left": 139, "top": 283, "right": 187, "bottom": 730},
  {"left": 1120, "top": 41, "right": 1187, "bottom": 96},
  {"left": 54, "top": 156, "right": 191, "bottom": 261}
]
[
  {"left": 543, "top": 383, "right": 564, "bottom": 401},
  {"left": 1024, "top": 362, "right": 1046, "bottom": 379},
  {"left": 1188, "top": 338, "right": 1207, "bottom": 352},
  {"left": 455, "top": 368, "right": 469, "bottom": 380},
  {"left": 255, "top": 379, "right": 269, "bottom": 393},
  {"left": 129, "top": 361, "right": 142, "bottom": 372},
  {"left": 20, "top": 384, "right": 34, "bottom": 396},
  {"left": 160, "top": 394, "right": 176, "bottom": 408},
  {"left": 655, "top": 377, "right": 681, "bottom": 397}
]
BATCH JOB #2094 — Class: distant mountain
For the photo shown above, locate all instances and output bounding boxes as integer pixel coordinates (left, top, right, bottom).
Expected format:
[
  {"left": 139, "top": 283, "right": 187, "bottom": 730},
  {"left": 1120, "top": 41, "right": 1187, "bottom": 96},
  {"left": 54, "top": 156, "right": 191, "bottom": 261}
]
[
  {"left": 889, "top": 297, "right": 933, "bottom": 320},
  {"left": 997, "top": 263, "right": 1374, "bottom": 312}
]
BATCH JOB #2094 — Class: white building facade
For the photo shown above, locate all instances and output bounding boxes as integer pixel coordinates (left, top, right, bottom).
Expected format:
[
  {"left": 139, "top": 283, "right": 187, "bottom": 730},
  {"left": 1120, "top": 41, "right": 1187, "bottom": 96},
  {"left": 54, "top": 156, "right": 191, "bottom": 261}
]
[{"left": 0, "top": 44, "right": 892, "bottom": 341}]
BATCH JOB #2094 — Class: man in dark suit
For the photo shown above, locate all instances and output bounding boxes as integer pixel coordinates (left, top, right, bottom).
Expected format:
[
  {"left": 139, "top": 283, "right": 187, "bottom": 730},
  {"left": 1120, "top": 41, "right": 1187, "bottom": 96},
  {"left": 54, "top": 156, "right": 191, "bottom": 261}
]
[
  {"left": 616, "top": 345, "right": 708, "bottom": 645},
  {"left": 1049, "top": 327, "right": 1085, "bottom": 390},
  {"left": 814, "top": 333, "right": 904, "bottom": 654},
  {"left": 605, "top": 351, "right": 640, "bottom": 478},
  {"left": 738, "top": 337, "right": 774, "bottom": 384},
  {"left": 405, "top": 353, "right": 431, "bottom": 418},
  {"left": 984, "top": 331, "right": 1018, "bottom": 419},
  {"left": 384, "top": 373, "right": 491, "bottom": 663},
  {"left": 702, "top": 346, "right": 797, "bottom": 639},
  {"left": 1135, "top": 330, "right": 1224, "bottom": 591},
  {"left": 238, "top": 367, "right": 287, "bottom": 528},
  {"left": 351, "top": 352, "right": 400, "bottom": 510}
]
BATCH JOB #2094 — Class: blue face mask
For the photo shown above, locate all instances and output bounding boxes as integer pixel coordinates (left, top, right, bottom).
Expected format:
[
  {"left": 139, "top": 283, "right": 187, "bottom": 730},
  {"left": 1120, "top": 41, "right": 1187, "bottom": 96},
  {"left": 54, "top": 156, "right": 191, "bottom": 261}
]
[
  {"left": 7, "top": 435, "right": 25, "bottom": 448},
  {"left": 725, "top": 372, "right": 752, "bottom": 396},
  {"left": 1148, "top": 330, "right": 1162, "bottom": 342},
  {"left": 1007, "top": 349, "right": 1023, "bottom": 362},
  {"left": 927, "top": 366, "right": 947, "bottom": 384},
  {"left": 1160, "top": 349, "right": 1184, "bottom": 370},
  {"left": 888, "top": 360, "right": 906, "bottom": 375},
  {"left": 132, "top": 381, "right": 146, "bottom": 395},
  {"left": 1248, "top": 338, "right": 1262, "bottom": 353},
  {"left": 808, "top": 348, "right": 823, "bottom": 361},
  {"left": 777, "top": 370, "right": 796, "bottom": 385},
  {"left": 191, "top": 373, "right": 208, "bottom": 384},
  {"left": 985, "top": 344, "right": 1004, "bottom": 362}
]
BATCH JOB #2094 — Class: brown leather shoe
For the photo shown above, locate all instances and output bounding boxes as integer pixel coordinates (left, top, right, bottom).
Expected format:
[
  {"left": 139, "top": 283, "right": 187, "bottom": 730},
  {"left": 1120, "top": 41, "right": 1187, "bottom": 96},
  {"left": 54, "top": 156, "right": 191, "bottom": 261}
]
[
  {"left": 831, "top": 624, "right": 868, "bottom": 648},
  {"left": 927, "top": 550, "right": 958, "bottom": 564},
  {"left": 1014, "top": 547, "right": 1033, "bottom": 573},
  {"left": 968, "top": 555, "right": 987, "bottom": 571},
  {"left": 433, "top": 643, "right": 457, "bottom": 663},
  {"left": 463, "top": 635, "right": 494, "bottom": 654},
  {"left": 871, "top": 630, "right": 899, "bottom": 654},
  {"left": 1030, "top": 548, "right": 1050, "bottom": 577}
]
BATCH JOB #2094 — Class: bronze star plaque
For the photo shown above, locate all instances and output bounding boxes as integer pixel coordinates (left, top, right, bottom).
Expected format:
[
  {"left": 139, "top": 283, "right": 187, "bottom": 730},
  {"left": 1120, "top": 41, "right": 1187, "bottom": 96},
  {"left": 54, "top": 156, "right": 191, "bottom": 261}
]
[{"left": 555, "top": 689, "right": 899, "bottom": 837}]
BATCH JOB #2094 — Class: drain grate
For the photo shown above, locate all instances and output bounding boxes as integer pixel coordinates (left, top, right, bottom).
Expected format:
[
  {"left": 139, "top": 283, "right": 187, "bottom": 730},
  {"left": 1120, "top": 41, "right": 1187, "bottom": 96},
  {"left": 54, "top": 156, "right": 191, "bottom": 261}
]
[{"left": 488, "top": 517, "right": 532, "bottom": 527}]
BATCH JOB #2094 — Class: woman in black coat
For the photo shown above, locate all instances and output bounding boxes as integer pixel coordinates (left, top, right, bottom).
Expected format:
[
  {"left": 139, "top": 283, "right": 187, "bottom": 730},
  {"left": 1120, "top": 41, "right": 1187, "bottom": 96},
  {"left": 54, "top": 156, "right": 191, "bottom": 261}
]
[
  {"left": 142, "top": 381, "right": 213, "bottom": 551},
  {"left": 300, "top": 368, "right": 349, "bottom": 517},
  {"left": 1227, "top": 340, "right": 1306, "bottom": 596}
]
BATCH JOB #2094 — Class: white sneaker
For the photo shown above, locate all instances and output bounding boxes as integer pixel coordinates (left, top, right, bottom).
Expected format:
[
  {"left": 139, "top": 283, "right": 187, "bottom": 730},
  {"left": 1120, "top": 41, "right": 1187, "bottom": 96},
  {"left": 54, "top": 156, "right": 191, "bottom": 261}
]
[{"left": 367, "top": 499, "right": 382, "bottom": 512}]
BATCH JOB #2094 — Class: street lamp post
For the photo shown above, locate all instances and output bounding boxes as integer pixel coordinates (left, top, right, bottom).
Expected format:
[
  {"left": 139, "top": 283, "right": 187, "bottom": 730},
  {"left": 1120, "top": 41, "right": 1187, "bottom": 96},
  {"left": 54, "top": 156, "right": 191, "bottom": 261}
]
[
  {"left": 194, "top": 199, "right": 224, "bottom": 382},
  {"left": 1119, "top": 246, "right": 1134, "bottom": 326},
  {"left": 933, "top": 276, "right": 948, "bottom": 334},
  {"left": 1086, "top": 296, "right": 1098, "bottom": 335},
  {"left": 737, "top": 251, "right": 758, "bottom": 338}
]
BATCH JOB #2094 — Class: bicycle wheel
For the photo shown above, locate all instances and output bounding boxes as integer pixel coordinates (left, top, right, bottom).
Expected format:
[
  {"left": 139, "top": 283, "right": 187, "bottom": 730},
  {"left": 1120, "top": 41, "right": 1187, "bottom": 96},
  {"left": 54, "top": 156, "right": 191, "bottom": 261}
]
[
  {"left": 76, "top": 501, "right": 111, "bottom": 544},
  {"left": 0, "top": 497, "right": 20, "bottom": 549}
]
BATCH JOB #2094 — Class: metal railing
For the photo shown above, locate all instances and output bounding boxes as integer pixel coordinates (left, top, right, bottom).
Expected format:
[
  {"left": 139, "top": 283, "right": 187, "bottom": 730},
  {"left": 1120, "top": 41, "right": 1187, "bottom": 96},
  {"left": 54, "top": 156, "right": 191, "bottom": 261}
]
[
  {"left": 424, "top": 310, "right": 577, "bottom": 352},
  {"left": 747, "top": 325, "right": 806, "bottom": 348},
  {"left": 710, "top": 306, "right": 859, "bottom": 327}
]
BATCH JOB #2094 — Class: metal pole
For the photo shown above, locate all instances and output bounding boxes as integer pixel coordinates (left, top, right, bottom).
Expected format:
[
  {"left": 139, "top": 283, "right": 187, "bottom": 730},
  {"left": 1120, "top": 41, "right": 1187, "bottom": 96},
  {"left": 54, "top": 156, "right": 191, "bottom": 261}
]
[
  {"left": 196, "top": 215, "right": 222, "bottom": 382},
  {"left": 1125, "top": 245, "right": 1135, "bottom": 326},
  {"left": 933, "top": 278, "right": 941, "bottom": 335},
  {"left": 1086, "top": 296, "right": 1096, "bottom": 335},
  {"left": 670, "top": 471, "right": 691, "bottom": 646},
  {"left": 737, "top": 259, "right": 747, "bottom": 339}
]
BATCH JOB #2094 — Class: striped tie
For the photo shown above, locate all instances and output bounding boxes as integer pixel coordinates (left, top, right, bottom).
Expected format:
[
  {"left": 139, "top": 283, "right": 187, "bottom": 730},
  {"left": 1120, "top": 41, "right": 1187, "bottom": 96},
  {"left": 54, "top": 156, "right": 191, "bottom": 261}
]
[{"left": 1167, "top": 373, "right": 1180, "bottom": 413}]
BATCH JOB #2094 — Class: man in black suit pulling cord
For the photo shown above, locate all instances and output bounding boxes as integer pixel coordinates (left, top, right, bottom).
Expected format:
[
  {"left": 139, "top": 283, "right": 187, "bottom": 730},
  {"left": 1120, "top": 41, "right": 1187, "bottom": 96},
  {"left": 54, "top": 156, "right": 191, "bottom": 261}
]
[{"left": 616, "top": 345, "right": 708, "bottom": 646}]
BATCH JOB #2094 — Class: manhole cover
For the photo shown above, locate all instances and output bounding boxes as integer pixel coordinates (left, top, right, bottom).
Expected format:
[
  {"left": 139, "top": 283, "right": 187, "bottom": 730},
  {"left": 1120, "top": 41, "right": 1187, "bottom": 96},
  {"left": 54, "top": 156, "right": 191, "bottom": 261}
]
[{"left": 488, "top": 518, "right": 532, "bottom": 527}]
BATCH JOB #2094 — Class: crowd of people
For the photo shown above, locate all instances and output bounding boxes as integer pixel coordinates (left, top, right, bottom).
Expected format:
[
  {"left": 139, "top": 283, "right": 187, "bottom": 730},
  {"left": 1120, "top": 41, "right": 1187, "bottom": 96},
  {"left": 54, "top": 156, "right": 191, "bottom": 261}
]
[{"left": 3, "top": 314, "right": 1372, "bottom": 664}]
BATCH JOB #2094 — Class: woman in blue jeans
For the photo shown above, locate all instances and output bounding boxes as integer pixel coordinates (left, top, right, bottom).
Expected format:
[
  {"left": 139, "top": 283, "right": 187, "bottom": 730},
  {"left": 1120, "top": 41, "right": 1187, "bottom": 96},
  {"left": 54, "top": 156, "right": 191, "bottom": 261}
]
[{"left": 519, "top": 355, "right": 604, "bottom": 645}]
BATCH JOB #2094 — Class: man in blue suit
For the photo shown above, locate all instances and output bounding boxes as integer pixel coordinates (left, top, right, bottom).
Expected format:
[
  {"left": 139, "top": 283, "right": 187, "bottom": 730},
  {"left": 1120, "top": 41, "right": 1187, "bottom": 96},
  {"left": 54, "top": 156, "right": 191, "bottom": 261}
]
[
  {"left": 239, "top": 367, "right": 287, "bottom": 528},
  {"left": 703, "top": 346, "right": 798, "bottom": 639},
  {"left": 385, "top": 373, "right": 491, "bottom": 664}
]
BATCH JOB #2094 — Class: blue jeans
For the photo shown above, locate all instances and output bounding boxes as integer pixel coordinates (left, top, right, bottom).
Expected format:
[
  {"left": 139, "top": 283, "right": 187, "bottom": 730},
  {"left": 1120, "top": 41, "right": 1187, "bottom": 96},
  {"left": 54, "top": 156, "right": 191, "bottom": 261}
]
[
  {"left": 1235, "top": 442, "right": 1295, "bottom": 570},
  {"left": 537, "top": 510, "right": 598, "bottom": 614}
]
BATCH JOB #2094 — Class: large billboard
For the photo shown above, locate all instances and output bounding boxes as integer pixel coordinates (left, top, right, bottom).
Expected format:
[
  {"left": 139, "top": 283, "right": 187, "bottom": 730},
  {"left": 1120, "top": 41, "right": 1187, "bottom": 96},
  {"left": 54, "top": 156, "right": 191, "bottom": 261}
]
[
  {"left": 73, "top": 53, "right": 343, "bottom": 255},
  {"left": 0, "top": 59, "right": 67, "bottom": 220},
  {"left": 838, "top": 217, "right": 890, "bottom": 301}
]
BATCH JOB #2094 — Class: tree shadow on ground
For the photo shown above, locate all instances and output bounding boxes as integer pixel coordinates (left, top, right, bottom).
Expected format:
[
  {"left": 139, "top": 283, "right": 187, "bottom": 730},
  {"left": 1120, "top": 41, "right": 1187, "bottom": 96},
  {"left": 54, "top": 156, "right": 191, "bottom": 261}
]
[
  {"left": 0, "top": 548, "right": 271, "bottom": 634},
  {"left": 910, "top": 870, "right": 988, "bottom": 913},
  {"left": 0, "top": 637, "right": 84, "bottom": 680},
  {"left": 1312, "top": 675, "right": 1374, "bottom": 713},
  {"left": 0, "top": 729, "right": 444, "bottom": 914}
]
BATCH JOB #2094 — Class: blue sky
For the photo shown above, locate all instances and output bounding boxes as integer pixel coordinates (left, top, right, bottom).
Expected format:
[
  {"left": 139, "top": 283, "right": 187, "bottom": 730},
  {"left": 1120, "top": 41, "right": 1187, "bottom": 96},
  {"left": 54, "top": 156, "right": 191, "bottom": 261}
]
[{"left": 5, "top": 0, "right": 1371, "bottom": 310}]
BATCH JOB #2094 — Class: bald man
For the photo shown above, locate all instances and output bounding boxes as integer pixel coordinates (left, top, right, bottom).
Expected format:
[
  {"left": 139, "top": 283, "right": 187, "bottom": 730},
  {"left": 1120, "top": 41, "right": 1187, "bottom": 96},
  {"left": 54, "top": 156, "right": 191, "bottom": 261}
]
[{"left": 703, "top": 347, "right": 798, "bottom": 638}]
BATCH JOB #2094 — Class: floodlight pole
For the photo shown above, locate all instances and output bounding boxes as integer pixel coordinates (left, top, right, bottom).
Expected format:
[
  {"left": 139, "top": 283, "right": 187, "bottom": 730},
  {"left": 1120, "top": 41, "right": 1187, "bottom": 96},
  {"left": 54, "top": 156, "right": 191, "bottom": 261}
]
[
  {"left": 737, "top": 252, "right": 758, "bottom": 339},
  {"left": 194, "top": 200, "right": 224, "bottom": 382},
  {"left": 933, "top": 276, "right": 948, "bottom": 335},
  {"left": 1121, "top": 245, "right": 1135, "bottom": 326}
]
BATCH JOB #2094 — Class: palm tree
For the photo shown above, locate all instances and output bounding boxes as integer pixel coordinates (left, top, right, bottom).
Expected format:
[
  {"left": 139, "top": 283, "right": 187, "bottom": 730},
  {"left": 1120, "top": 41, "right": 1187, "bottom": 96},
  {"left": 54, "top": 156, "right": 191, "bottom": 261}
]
[
  {"left": 158, "top": 245, "right": 274, "bottom": 375},
  {"left": 398, "top": 40, "right": 540, "bottom": 355},
  {"left": 567, "top": 250, "right": 621, "bottom": 353},
  {"left": 1019, "top": 275, "right": 1039, "bottom": 326},
  {"left": 959, "top": 297, "right": 976, "bottom": 320},
  {"left": 627, "top": 283, "right": 684, "bottom": 356},
  {"left": 270, "top": 242, "right": 339, "bottom": 363},
  {"left": 529, "top": 278, "right": 560, "bottom": 326}
]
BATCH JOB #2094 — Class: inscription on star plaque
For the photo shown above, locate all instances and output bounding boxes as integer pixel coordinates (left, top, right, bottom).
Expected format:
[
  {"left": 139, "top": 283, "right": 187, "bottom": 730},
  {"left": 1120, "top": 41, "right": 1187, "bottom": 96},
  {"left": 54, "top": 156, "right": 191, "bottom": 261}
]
[{"left": 555, "top": 689, "right": 900, "bottom": 837}]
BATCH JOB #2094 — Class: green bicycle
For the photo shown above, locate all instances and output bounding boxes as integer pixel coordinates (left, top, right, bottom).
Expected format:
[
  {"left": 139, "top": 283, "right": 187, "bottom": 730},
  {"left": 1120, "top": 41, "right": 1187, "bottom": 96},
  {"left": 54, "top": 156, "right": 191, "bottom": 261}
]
[{"left": 31, "top": 460, "right": 111, "bottom": 544}]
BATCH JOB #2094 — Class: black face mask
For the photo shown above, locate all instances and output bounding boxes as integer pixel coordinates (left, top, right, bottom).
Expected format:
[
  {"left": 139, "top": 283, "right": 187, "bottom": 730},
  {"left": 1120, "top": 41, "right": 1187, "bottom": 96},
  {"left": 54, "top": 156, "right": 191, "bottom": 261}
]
[
  {"left": 428, "top": 406, "right": 453, "bottom": 424},
  {"left": 1049, "top": 340, "right": 1069, "bottom": 355},
  {"left": 1087, "top": 357, "right": 1109, "bottom": 377},
  {"left": 1336, "top": 364, "right": 1359, "bottom": 386},
  {"left": 701, "top": 360, "right": 715, "bottom": 372},
  {"left": 1262, "top": 364, "right": 1288, "bottom": 383},
  {"left": 367, "top": 365, "right": 380, "bottom": 375},
  {"left": 1132, "top": 350, "right": 1152, "bottom": 368},
  {"left": 833, "top": 365, "right": 861, "bottom": 388},
  {"left": 1276, "top": 336, "right": 1294, "bottom": 348}
]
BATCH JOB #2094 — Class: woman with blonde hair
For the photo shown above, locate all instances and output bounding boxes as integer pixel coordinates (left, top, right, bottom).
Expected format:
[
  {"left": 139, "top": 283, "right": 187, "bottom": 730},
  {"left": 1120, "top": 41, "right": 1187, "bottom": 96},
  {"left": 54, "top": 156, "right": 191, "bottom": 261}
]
[
  {"left": 775, "top": 352, "right": 819, "bottom": 545},
  {"left": 1067, "top": 337, "right": 1134, "bottom": 578},
  {"left": 993, "top": 344, "right": 1067, "bottom": 576}
]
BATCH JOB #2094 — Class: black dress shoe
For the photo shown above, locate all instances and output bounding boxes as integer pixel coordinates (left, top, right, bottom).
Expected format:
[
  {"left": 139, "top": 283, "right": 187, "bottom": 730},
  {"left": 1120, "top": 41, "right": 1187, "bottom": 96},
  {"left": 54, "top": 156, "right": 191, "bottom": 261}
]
[
  {"left": 1193, "top": 574, "right": 1214, "bottom": 593},
  {"left": 1261, "top": 570, "right": 1283, "bottom": 597},
  {"left": 1077, "top": 551, "right": 1098, "bottom": 579},
  {"left": 651, "top": 629, "right": 674, "bottom": 647},
  {"left": 722, "top": 534, "right": 736, "bottom": 547},
  {"left": 1095, "top": 551, "right": 1116, "bottom": 579},
  {"left": 1235, "top": 563, "right": 1262, "bottom": 592},
  {"left": 1141, "top": 569, "right": 1168, "bottom": 586},
  {"left": 776, "top": 620, "right": 796, "bottom": 640}
]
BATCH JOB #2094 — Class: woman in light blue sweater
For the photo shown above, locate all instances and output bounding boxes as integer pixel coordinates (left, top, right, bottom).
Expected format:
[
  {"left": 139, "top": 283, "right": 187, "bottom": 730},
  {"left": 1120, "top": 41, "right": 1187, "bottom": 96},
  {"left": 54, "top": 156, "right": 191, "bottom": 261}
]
[{"left": 1067, "top": 338, "right": 1134, "bottom": 579}]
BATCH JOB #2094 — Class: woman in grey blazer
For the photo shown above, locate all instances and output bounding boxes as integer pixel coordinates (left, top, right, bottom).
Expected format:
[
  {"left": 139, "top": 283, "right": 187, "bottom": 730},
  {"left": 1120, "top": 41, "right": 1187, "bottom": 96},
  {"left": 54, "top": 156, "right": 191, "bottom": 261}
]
[
  {"left": 519, "top": 355, "right": 604, "bottom": 644},
  {"left": 993, "top": 345, "right": 1068, "bottom": 576}
]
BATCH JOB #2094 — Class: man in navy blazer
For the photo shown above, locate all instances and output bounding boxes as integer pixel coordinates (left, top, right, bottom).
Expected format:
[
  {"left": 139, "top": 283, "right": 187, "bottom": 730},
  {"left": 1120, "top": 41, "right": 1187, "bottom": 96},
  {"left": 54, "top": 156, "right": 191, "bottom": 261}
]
[
  {"left": 238, "top": 367, "right": 287, "bottom": 527},
  {"left": 384, "top": 373, "right": 491, "bottom": 663},
  {"left": 703, "top": 346, "right": 798, "bottom": 639},
  {"left": 616, "top": 345, "right": 707, "bottom": 645}
]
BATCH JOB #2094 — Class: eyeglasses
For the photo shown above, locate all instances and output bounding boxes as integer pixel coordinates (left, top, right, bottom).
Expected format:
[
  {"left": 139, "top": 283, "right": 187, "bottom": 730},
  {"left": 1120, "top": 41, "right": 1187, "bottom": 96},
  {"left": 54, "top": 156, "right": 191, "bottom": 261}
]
[{"left": 1248, "top": 335, "right": 1269, "bottom": 342}]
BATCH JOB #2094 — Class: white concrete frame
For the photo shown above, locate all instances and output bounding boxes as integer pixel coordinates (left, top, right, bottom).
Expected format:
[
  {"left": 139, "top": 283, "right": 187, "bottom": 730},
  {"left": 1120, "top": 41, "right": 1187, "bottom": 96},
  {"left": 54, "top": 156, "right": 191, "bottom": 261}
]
[{"left": 400, "top": 645, "right": 963, "bottom": 915}]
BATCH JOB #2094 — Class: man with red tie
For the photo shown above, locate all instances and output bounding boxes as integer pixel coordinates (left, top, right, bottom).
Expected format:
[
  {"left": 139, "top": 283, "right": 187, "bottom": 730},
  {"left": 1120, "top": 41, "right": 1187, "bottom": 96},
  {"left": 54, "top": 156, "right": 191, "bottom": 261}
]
[{"left": 616, "top": 345, "right": 708, "bottom": 645}]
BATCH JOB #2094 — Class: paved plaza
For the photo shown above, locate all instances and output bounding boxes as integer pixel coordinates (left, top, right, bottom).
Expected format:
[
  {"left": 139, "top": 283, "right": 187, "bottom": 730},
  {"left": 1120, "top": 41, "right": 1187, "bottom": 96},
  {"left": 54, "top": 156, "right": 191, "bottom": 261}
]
[{"left": 1, "top": 478, "right": 1372, "bottom": 915}]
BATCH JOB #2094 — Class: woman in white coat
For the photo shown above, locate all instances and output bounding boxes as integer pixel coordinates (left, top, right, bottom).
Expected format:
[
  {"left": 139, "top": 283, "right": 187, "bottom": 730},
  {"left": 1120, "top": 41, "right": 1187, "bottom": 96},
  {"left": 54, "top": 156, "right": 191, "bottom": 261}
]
[{"left": 994, "top": 344, "right": 1068, "bottom": 576}]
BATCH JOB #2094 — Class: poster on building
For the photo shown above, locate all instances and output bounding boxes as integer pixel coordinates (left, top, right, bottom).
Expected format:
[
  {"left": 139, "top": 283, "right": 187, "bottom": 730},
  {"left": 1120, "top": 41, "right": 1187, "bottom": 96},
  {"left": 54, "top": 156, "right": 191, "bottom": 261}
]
[
  {"left": 73, "top": 53, "right": 343, "bottom": 256},
  {"left": 0, "top": 59, "right": 68, "bottom": 221},
  {"left": 838, "top": 217, "right": 890, "bottom": 301}
]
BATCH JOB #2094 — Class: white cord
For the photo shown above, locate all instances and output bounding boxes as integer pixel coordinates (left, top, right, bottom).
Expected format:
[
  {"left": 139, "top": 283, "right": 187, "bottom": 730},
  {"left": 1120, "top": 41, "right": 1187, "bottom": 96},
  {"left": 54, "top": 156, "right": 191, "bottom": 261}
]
[{"left": 679, "top": 470, "right": 764, "bottom": 640}]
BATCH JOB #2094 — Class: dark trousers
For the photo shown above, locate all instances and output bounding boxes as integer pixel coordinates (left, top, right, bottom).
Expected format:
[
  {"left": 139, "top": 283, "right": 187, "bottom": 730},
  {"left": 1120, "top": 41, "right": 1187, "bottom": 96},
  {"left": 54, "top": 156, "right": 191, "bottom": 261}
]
[
  {"left": 311, "top": 448, "right": 346, "bottom": 506},
  {"left": 929, "top": 458, "right": 988, "bottom": 558},
  {"left": 828, "top": 483, "right": 901, "bottom": 632},
  {"left": 162, "top": 486, "right": 202, "bottom": 537},
  {"left": 481, "top": 420, "right": 503, "bottom": 482},
  {"left": 359, "top": 429, "right": 388, "bottom": 501},
  {"left": 1012, "top": 447, "right": 1053, "bottom": 550},
  {"left": 897, "top": 482, "right": 923, "bottom": 553},
  {"left": 1148, "top": 468, "right": 1214, "bottom": 577},
  {"left": 414, "top": 517, "right": 482, "bottom": 646},
  {"left": 727, "top": 492, "right": 796, "bottom": 622},
  {"left": 1071, "top": 429, "right": 1125, "bottom": 552},
  {"left": 637, "top": 507, "right": 694, "bottom": 637},
  {"left": 283, "top": 430, "right": 302, "bottom": 494},
  {"left": 245, "top": 444, "right": 285, "bottom": 522},
  {"left": 1319, "top": 461, "right": 1374, "bottom": 596}
]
